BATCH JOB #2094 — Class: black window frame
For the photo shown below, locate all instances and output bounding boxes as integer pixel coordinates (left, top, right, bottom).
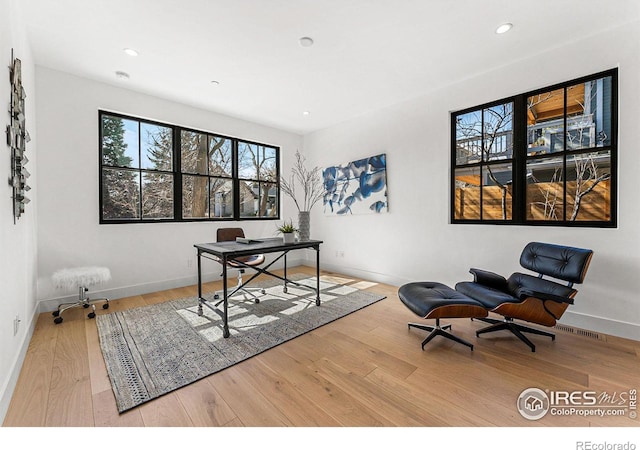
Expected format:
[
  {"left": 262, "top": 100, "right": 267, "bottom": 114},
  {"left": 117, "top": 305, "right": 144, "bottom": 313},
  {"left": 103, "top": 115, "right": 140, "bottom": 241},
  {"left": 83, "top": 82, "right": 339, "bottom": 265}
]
[
  {"left": 99, "top": 110, "right": 281, "bottom": 224},
  {"left": 451, "top": 68, "right": 618, "bottom": 228}
]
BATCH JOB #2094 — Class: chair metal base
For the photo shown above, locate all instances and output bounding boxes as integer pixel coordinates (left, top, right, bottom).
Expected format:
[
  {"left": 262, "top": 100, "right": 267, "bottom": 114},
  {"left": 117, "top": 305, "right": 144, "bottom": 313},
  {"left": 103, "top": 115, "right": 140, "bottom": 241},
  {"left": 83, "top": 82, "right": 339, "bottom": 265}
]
[
  {"left": 475, "top": 317, "right": 555, "bottom": 352},
  {"left": 409, "top": 318, "right": 474, "bottom": 350},
  {"left": 213, "top": 269, "right": 266, "bottom": 307},
  {"left": 52, "top": 286, "right": 109, "bottom": 324}
]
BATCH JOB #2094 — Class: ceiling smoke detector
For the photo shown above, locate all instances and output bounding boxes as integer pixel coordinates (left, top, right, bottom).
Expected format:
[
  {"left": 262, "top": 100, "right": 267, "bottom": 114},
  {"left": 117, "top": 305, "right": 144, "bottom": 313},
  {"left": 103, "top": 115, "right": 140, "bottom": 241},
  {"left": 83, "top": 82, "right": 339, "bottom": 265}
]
[{"left": 299, "top": 37, "right": 314, "bottom": 47}]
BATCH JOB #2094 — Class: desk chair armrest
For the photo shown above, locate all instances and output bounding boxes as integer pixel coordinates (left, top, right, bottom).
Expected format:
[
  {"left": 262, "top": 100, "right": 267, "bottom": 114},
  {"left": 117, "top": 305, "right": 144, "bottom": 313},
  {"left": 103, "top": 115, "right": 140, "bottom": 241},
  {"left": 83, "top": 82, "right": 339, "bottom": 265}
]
[
  {"left": 469, "top": 268, "right": 509, "bottom": 291},
  {"left": 518, "top": 289, "right": 574, "bottom": 305}
]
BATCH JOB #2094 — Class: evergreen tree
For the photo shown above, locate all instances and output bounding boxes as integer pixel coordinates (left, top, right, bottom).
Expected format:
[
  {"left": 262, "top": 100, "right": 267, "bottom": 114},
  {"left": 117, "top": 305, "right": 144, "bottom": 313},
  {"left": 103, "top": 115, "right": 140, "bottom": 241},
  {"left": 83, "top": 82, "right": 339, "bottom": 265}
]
[
  {"left": 142, "top": 126, "right": 174, "bottom": 218},
  {"left": 101, "top": 116, "right": 139, "bottom": 219}
]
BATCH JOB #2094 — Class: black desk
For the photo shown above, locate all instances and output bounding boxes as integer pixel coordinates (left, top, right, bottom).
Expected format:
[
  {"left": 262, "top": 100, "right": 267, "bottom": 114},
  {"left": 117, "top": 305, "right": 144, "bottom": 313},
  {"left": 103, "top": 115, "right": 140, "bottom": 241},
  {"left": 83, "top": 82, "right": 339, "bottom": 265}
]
[{"left": 194, "top": 237, "right": 323, "bottom": 338}]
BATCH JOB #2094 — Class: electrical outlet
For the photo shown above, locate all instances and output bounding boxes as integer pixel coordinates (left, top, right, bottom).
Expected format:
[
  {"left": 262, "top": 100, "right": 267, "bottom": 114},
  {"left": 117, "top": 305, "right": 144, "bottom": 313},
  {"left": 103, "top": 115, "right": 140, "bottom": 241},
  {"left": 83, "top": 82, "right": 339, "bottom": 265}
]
[{"left": 13, "top": 314, "right": 20, "bottom": 336}]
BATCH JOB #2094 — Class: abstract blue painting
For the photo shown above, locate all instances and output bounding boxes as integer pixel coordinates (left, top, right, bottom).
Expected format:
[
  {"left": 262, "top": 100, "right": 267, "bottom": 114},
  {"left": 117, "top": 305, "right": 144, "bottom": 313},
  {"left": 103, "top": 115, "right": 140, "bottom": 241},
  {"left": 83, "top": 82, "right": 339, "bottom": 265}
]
[{"left": 322, "top": 153, "right": 388, "bottom": 215}]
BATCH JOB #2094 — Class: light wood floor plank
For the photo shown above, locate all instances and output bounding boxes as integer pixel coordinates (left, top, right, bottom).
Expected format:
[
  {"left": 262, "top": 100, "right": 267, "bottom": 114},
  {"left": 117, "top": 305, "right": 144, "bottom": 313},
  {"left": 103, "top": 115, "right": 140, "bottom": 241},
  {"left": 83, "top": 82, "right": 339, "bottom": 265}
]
[
  {"left": 44, "top": 314, "right": 94, "bottom": 426},
  {"left": 209, "top": 364, "right": 293, "bottom": 426},
  {"left": 137, "top": 393, "right": 194, "bottom": 427},
  {"left": 2, "top": 314, "right": 58, "bottom": 426},
  {"left": 238, "top": 356, "right": 342, "bottom": 426},
  {"left": 174, "top": 378, "right": 237, "bottom": 427}
]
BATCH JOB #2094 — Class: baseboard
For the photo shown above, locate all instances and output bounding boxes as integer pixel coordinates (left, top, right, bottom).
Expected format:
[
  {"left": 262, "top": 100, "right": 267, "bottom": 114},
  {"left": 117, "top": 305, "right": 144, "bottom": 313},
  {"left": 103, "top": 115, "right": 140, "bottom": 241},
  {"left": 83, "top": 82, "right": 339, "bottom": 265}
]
[
  {"left": 0, "top": 309, "right": 36, "bottom": 425},
  {"left": 319, "top": 261, "right": 406, "bottom": 287},
  {"left": 559, "top": 310, "right": 640, "bottom": 342},
  {"left": 38, "top": 256, "right": 306, "bottom": 314}
]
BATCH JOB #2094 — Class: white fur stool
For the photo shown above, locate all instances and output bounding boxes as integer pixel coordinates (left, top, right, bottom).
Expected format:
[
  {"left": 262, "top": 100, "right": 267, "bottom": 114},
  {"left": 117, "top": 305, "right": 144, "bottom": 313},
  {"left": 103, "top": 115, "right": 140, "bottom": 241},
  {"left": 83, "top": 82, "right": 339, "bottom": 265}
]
[{"left": 52, "top": 266, "right": 111, "bottom": 324}]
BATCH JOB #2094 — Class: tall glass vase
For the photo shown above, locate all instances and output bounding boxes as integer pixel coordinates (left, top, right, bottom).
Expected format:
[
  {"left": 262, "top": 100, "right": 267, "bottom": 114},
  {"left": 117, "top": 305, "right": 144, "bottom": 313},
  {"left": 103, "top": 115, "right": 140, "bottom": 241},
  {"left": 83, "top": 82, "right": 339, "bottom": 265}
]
[{"left": 298, "top": 211, "right": 310, "bottom": 241}]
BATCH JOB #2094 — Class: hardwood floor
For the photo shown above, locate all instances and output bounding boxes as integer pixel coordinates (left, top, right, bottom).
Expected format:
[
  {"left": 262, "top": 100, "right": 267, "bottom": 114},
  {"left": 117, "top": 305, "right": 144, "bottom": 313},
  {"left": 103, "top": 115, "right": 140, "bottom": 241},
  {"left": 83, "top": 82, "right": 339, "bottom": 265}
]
[{"left": 3, "top": 266, "right": 639, "bottom": 430}]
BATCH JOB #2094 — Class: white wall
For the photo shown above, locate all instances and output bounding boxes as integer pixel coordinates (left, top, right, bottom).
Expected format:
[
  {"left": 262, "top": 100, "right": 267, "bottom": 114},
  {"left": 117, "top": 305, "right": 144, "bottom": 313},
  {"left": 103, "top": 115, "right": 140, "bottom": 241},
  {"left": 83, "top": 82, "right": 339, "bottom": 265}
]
[
  {"left": 304, "top": 21, "right": 640, "bottom": 341},
  {"left": 0, "top": 0, "right": 38, "bottom": 423},
  {"left": 35, "top": 67, "right": 303, "bottom": 308}
]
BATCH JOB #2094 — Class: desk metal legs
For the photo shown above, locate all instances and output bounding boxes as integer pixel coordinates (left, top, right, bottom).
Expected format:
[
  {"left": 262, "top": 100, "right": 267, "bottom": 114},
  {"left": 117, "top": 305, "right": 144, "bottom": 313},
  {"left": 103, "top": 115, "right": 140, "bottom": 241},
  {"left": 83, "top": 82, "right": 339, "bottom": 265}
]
[
  {"left": 197, "top": 251, "right": 231, "bottom": 338},
  {"left": 316, "top": 245, "right": 321, "bottom": 306},
  {"left": 222, "top": 257, "right": 229, "bottom": 337},
  {"left": 196, "top": 244, "right": 322, "bottom": 338}
]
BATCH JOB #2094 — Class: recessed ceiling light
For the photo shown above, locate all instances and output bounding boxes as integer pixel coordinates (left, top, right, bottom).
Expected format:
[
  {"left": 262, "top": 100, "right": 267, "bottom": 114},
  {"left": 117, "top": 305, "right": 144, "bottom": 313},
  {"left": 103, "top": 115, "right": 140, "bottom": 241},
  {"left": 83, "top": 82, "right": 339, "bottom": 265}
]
[
  {"left": 302, "top": 111, "right": 310, "bottom": 116},
  {"left": 299, "top": 37, "right": 314, "bottom": 47},
  {"left": 115, "top": 71, "right": 130, "bottom": 79},
  {"left": 495, "top": 23, "right": 513, "bottom": 34},
  {"left": 123, "top": 48, "right": 139, "bottom": 57}
]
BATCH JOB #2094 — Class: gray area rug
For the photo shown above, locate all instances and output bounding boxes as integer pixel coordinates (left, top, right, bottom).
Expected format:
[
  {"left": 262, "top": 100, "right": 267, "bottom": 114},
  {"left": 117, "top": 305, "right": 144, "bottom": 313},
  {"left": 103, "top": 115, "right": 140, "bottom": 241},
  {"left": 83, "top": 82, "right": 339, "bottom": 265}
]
[{"left": 96, "top": 274, "right": 385, "bottom": 413}]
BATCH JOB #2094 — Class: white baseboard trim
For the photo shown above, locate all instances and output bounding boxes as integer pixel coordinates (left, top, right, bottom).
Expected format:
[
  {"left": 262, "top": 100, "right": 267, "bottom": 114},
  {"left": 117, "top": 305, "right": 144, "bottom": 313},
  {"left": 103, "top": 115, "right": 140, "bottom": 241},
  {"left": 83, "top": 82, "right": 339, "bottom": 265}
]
[
  {"left": 319, "top": 261, "right": 406, "bottom": 287},
  {"left": 559, "top": 310, "right": 640, "bottom": 342},
  {"left": 38, "top": 257, "right": 306, "bottom": 314},
  {"left": 0, "top": 309, "right": 36, "bottom": 425}
]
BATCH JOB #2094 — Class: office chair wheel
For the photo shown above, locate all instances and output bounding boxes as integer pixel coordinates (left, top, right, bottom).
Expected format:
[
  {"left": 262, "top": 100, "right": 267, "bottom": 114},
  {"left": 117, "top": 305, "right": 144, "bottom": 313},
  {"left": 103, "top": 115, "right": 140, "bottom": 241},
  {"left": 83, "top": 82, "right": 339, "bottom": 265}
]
[
  {"left": 255, "top": 298, "right": 260, "bottom": 304},
  {"left": 102, "top": 303, "right": 109, "bottom": 309},
  {"left": 214, "top": 294, "right": 220, "bottom": 300},
  {"left": 83, "top": 303, "right": 90, "bottom": 308},
  {"left": 52, "top": 310, "right": 60, "bottom": 317},
  {"left": 88, "top": 312, "right": 96, "bottom": 319},
  {"left": 54, "top": 317, "right": 63, "bottom": 324},
  {"left": 261, "top": 289, "right": 266, "bottom": 294}
]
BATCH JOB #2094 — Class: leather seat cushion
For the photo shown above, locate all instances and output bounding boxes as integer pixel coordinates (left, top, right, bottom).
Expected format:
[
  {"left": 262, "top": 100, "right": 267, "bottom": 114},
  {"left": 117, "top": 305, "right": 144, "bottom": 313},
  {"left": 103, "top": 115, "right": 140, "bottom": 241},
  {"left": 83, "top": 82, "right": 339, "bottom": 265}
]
[
  {"left": 455, "top": 281, "right": 519, "bottom": 309},
  {"left": 398, "top": 281, "right": 484, "bottom": 318},
  {"left": 507, "top": 272, "right": 576, "bottom": 299},
  {"left": 228, "top": 254, "right": 265, "bottom": 266}
]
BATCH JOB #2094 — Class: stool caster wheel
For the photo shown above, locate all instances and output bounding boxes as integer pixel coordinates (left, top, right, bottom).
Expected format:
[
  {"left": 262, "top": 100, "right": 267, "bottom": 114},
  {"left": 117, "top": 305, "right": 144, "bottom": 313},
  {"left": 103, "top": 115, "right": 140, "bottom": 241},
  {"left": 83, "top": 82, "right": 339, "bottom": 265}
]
[
  {"left": 54, "top": 317, "right": 63, "bottom": 324},
  {"left": 255, "top": 298, "right": 260, "bottom": 304},
  {"left": 83, "top": 303, "right": 90, "bottom": 308},
  {"left": 102, "top": 303, "right": 109, "bottom": 310},
  {"left": 214, "top": 294, "right": 220, "bottom": 300},
  {"left": 52, "top": 310, "right": 60, "bottom": 317},
  {"left": 261, "top": 289, "right": 266, "bottom": 294},
  {"left": 88, "top": 312, "right": 96, "bottom": 319}
]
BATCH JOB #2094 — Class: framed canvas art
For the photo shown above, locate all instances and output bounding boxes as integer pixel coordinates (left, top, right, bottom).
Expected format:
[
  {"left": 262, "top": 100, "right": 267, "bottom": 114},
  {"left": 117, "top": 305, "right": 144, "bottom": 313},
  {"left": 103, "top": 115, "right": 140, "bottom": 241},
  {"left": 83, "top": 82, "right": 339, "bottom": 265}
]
[{"left": 323, "top": 153, "right": 387, "bottom": 215}]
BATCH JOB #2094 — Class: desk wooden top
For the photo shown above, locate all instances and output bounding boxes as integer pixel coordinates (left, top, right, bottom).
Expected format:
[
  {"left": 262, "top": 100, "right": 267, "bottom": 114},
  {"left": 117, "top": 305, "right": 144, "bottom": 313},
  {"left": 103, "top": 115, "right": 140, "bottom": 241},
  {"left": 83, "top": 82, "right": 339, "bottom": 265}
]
[{"left": 195, "top": 237, "right": 323, "bottom": 258}]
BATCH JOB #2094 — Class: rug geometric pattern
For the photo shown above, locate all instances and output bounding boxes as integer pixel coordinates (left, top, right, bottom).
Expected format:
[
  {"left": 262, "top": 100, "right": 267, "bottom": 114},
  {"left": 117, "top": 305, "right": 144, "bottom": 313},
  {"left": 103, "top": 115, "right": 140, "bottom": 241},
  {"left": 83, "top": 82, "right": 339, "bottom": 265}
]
[{"left": 96, "top": 275, "right": 385, "bottom": 413}]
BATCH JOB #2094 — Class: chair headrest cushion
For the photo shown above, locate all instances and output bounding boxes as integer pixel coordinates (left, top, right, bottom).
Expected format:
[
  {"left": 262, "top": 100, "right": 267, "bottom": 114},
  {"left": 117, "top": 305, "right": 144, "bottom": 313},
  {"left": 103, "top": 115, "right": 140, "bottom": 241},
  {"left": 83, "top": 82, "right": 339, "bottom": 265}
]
[{"left": 520, "top": 242, "right": 593, "bottom": 284}]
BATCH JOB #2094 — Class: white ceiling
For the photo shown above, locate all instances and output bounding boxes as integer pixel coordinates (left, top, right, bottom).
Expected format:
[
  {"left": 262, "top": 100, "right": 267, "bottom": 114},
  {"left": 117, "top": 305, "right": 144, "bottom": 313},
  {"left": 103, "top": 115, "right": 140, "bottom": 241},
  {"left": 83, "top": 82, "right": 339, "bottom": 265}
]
[{"left": 21, "top": 0, "right": 640, "bottom": 135}]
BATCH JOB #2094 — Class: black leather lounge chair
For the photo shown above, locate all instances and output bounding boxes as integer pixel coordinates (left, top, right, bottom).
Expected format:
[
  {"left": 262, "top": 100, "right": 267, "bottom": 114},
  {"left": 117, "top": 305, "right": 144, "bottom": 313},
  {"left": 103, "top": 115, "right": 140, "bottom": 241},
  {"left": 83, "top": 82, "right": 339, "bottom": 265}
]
[{"left": 455, "top": 242, "right": 593, "bottom": 352}]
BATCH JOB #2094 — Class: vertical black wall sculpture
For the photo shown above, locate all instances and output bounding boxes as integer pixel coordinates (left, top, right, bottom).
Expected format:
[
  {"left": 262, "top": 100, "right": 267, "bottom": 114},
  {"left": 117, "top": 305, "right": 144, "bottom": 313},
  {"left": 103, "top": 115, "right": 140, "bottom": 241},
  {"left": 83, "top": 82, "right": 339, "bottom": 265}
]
[{"left": 6, "top": 49, "right": 31, "bottom": 222}]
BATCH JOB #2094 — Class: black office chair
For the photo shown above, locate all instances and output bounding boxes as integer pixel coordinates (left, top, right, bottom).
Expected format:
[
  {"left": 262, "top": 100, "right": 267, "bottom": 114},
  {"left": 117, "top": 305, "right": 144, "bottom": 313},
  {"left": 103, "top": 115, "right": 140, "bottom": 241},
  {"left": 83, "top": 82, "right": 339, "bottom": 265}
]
[
  {"left": 455, "top": 242, "right": 593, "bottom": 352},
  {"left": 213, "top": 228, "right": 266, "bottom": 303}
]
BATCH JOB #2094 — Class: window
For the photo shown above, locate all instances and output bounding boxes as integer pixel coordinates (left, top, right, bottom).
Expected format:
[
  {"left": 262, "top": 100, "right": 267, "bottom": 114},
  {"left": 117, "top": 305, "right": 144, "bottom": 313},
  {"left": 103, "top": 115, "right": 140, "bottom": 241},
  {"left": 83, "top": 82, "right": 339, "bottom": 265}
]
[
  {"left": 451, "top": 69, "right": 617, "bottom": 227},
  {"left": 99, "top": 111, "right": 280, "bottom": 223}
]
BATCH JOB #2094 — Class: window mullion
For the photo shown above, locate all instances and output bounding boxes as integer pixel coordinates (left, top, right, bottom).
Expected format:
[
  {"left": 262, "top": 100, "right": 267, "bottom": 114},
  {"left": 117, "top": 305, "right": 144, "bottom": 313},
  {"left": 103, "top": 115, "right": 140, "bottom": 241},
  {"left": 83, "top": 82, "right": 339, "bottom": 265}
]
[
  {"left": 137, "top": 121, "right": 143, "bottom": 220},
  {"left": 513, "top": 95, "right": 527, "bottom": 224},
  {"left": 174, "top": 127, "right": 182, "bottom": 221},
  {"left": 233, "top": 139, "right": 240, "bottom": 219},
  {"left": 563, "top": 87, "right": 568, "bottom": 222}
]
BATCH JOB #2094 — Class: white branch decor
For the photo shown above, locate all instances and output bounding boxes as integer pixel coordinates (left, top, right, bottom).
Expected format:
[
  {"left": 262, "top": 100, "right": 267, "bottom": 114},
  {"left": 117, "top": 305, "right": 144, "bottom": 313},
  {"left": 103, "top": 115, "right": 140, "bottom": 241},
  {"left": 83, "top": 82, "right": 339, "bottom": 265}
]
[{"left": 280, "top": 150, "right": 324, "bottom": 212}]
